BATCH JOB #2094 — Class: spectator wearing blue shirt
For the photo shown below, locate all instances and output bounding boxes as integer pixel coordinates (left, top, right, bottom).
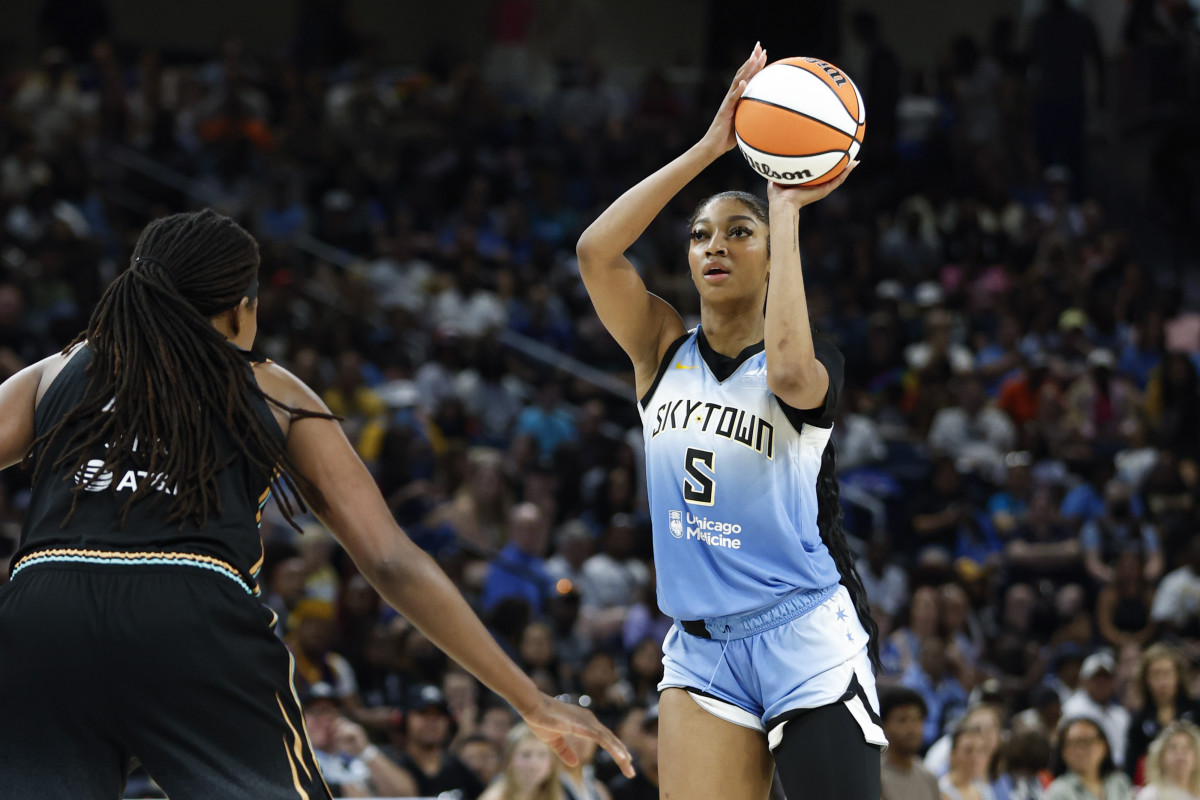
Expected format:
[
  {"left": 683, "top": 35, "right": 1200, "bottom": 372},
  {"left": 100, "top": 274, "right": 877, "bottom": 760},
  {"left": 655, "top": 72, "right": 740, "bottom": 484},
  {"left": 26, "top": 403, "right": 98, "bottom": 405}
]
[
  {"left": 1079, "top": 480, "right": 1162, "bottom": 585},
  {"left": 901, "top": 635, "right": 970, "bottom": 748},
  {"left": 482, "top": 503, "right": 556, "bottom": 614},
  {"left": 513, "top": 380, "right": 579, "bottom": 459}
]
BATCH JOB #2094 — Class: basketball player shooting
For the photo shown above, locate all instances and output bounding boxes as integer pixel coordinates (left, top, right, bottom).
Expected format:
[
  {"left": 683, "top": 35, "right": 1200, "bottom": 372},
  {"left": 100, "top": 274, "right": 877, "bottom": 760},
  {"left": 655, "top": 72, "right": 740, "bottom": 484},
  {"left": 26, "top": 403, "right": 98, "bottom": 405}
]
[{"left": 575, "top": 43, "right": 886, "bottom": 799}]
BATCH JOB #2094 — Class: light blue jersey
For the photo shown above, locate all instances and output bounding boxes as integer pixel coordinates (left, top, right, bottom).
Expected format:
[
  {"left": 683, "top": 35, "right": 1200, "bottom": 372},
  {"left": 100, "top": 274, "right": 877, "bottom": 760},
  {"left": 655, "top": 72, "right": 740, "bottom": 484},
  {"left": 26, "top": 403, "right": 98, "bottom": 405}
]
[{"left": 639, "top": 328, "right": 843, "bottom": 621}]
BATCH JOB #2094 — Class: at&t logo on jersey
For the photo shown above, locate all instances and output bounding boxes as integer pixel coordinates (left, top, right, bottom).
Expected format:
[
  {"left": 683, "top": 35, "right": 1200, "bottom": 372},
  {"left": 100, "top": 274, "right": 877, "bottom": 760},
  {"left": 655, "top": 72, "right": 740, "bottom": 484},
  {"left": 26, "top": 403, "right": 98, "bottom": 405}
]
[{"left": 670, "top": 511, "right": 743, "bottom": 550}]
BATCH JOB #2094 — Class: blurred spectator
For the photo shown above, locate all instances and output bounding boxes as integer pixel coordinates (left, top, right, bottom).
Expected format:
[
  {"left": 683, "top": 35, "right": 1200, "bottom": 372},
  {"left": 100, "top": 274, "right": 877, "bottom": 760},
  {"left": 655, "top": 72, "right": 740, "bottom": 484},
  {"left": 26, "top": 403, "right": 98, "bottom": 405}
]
[
  {"left": 514, "top": 379, "right": 580, "bottom": 460},
  {"left": 859, "top": 531, "right": 911, "bottom": 619},
  {"left": 546, "top": 518, "right": 596, "bottom": 591},
  {"left": 902, "top": 635, "right": 970, "bottom": 748},
  {"left": 938, "top": 725, "right": 998, "bottom": 800},
  {"left": 608, "top": 705, "right": 659, "bottom": 800},
  {"left": 392, "top": 684, "right": 485, "bottom": 800},
  {"left": 303, "top": 682, "right": 418, "bottom": 798},
  {"left": 322, "top": 349, "right": 388, "bottom": 463},
  {"left": 927, "top": 374, "right": 1017, "bottom": 473},
  {"left": 287, "top": 598, "right": 359, "bottom": 703},
  {"left": 880, "top": 688, "right": 941, "bottom": 800},
  {"left": 1125, "top": 645, "right": 1200, "bottom": 784},
  {"left": 482, "top": 502, "right": 556, "bottom": 614},
  {"left": 1026, "top": 0, "right": 1105, "bottom": 192},
  {"left": 994, "top": 728, "right": 1052, "bottom": 800},
  {"left": 263, "top": 546, "right": 307, "bottom": 637},
  {"left": 1137, "top": 721, "right": 1200, "bottom": 800},
  {"left": 1062, "top": 653, "right": 1133, "bottom": 769},
  {"left": 1045, "top": 718, "right": 1134, "bottom": 800},
  {"left": 925, "top": 704, "right": 1004, "bottom": 782},
  {"left": 1149, "top": 537, "right": 1200, "bottom": 640},
  {"left": 890, "top": 585, "right": 942, "bottom": 677},
  {"left": 1079, "top": 481, "right": 1164, "bottom": 585},
  {"left": 1096, "top": 552, "right": 1157, "bottom": 650},
  {"left": 479, "top": 723, "right": 562, "bottom": 800},
  {"left": 455, "top": 734, "right": 503, "bottom": 788},
  {"left": 577, "top": 514, "right": 649, "bottom": 642},
  {"left": 425, "top": 447, "right": 515, "bottom": 552},
  {"left": 557, "top": 700, "right": 615, "bottom": 800}
]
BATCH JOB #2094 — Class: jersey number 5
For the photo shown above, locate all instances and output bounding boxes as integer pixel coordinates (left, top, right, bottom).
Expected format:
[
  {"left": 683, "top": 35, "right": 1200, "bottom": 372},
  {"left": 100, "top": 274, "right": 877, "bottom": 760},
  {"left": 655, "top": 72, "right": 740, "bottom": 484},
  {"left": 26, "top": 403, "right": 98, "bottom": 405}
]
[{"left": 683, "top": 447, "right": 716, "bottom": 506}]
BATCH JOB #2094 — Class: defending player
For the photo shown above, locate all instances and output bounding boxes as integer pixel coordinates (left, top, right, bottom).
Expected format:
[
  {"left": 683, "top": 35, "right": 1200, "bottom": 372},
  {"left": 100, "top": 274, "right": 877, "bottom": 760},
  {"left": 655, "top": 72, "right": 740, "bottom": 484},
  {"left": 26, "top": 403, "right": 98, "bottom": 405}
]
[
  {"left": 0, "top": 210, "right": 633, "bottom": 799},
  {"left": 575, "top": 43, "right": 885, "bottom": 799}
]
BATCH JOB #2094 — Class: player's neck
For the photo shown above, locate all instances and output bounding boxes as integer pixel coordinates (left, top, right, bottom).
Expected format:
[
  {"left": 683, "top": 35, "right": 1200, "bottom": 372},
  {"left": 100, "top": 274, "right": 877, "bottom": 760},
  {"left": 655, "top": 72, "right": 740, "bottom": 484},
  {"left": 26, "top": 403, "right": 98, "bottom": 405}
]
[{"left": 699, "top": 308, "right": 764, "bottom": 357}]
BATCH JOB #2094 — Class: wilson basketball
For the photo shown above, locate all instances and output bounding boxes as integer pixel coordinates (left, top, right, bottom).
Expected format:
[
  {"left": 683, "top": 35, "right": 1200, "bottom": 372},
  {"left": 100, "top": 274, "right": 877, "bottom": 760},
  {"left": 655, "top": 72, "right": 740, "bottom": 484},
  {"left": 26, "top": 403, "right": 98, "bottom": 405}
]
[{"left": 733, "top": 57, "right": 866, "bottom": 186}]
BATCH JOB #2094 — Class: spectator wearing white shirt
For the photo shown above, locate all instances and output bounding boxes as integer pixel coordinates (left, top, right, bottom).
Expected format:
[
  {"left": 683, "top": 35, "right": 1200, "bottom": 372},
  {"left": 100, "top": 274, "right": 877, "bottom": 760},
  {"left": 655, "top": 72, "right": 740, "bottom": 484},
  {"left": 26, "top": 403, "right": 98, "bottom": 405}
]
[
  {"left": 858, "top": 531, "right": 910, "bottom": 618},
  {"left": 1062, "top": 653, "right": 1132, "bottom": 769},
  {"left": 1150, "top": 537, "right": 1200, "bottom": 638},
  {"left": 927, "top": 374, "right": 1016, "bottom": 480},
  {"left": 578, "top": 515, "right": 649, "bottom": 643}
]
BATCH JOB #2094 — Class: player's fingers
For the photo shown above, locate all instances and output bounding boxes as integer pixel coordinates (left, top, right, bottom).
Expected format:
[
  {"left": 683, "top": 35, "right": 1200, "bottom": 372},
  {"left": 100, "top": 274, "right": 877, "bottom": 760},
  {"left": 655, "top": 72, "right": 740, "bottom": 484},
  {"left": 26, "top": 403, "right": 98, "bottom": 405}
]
[{"left": 730, "top": 41, "right": 762, "bottom": 89}]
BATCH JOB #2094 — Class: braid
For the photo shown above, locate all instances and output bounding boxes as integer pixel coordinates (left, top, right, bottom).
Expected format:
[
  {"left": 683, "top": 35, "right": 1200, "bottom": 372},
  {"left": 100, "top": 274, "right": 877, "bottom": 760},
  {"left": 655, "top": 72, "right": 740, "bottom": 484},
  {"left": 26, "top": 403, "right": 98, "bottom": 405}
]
[
  {"left": 816, "top": 440, "right": 883, "bottom": 672},
  {"left": 26, "top": 209, "right": 334, "bottom": 530}
]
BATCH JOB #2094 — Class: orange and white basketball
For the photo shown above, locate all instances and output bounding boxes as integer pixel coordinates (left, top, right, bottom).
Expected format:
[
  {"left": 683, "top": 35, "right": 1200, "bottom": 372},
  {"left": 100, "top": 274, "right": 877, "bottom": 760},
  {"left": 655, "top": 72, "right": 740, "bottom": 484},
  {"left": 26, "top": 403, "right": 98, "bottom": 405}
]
[{"left": 733, "top": 57, "right": 866, "bottom": 186}]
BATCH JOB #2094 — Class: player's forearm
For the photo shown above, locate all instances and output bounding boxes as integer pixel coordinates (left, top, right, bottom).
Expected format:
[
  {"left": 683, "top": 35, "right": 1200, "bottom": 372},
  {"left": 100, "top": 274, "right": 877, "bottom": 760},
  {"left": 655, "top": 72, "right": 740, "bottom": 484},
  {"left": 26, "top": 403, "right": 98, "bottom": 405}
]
[
  {"left": 366, "top": 540, "right": 542, "bottom": 715},
  {"left": 764, "top": 203, "right": 819, "bottom": 390},
  {"left": 577, "top": 142, "right": 718, "bottom": 263}
]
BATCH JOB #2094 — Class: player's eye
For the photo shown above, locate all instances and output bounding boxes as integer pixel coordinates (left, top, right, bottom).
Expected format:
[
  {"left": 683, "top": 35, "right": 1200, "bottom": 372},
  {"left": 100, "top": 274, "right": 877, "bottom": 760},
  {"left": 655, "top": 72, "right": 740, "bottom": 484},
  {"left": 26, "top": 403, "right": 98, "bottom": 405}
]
[
  {"left": 729, "top": 226, "right": 751, "bottom": 237},
  {"left": 691, "top": 229, "right": 708, "bottom": 240}
]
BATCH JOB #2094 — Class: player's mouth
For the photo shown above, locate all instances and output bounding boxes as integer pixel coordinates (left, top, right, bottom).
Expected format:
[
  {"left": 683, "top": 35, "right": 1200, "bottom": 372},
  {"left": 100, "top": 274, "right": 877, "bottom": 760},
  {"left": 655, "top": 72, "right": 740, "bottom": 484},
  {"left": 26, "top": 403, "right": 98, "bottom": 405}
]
[{"left": 703, "top": 263, "right": 730, "bottom": 282}]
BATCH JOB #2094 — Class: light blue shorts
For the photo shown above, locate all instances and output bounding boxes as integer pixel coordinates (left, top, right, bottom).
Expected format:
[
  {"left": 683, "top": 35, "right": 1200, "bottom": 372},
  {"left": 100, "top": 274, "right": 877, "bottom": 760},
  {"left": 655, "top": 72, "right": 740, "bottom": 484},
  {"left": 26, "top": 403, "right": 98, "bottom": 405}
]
[{"left": 659, "top": 584, "right": 887, "bottom": 750}]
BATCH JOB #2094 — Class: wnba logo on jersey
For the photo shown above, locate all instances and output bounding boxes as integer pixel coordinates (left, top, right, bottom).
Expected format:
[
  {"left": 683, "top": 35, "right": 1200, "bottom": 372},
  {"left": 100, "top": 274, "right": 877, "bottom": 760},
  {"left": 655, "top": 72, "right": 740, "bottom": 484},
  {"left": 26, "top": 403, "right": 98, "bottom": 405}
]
[{"left": 669, "top": 510, "right": 684, "bottom": 538}]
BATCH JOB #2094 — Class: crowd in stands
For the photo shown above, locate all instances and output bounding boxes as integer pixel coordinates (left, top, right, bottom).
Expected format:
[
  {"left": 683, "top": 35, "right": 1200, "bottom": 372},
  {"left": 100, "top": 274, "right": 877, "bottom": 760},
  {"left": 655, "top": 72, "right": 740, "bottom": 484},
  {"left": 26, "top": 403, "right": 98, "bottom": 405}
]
[{"left": 1, "top": 0, "right": 1199, "bottom": 797}]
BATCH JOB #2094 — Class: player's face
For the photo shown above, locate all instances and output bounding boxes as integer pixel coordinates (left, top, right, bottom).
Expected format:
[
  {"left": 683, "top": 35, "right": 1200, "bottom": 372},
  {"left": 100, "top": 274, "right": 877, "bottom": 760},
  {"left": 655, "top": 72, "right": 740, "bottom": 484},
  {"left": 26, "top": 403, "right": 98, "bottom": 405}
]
[{"left": 688, "top": 198, "right": 768, "bottom": 302}]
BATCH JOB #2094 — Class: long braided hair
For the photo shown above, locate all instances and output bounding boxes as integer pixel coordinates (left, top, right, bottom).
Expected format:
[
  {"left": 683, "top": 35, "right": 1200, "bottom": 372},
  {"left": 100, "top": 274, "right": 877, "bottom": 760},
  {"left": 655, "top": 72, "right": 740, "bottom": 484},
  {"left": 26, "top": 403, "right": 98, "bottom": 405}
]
[
  {"left": 690, "top": 191, "right": 882, "bottom": 671},
  {"left": 26, "top": 209, "right": 333, "bottom": 529}
]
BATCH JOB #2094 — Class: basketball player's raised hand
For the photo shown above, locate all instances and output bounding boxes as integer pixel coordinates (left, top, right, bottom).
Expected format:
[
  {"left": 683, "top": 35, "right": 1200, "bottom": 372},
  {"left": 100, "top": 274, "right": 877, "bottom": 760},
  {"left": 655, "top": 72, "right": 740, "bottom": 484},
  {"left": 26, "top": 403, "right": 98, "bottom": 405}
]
[
  {"left": 767, "top": 160, "right": 859, "bottom": 209},
  {"left": 701, "top": 42, "right": 769, "bottom": 156},
  {"left": 522, "top": 693, "right": 637, "bottom": 778}
]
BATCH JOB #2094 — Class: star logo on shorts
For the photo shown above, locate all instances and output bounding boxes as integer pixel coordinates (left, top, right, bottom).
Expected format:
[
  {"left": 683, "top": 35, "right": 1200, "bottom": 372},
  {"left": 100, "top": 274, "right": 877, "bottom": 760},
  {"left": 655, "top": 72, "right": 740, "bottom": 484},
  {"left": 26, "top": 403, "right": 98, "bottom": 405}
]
[{"left": 836, "top": 607, "right": 847, "bottom": 621}]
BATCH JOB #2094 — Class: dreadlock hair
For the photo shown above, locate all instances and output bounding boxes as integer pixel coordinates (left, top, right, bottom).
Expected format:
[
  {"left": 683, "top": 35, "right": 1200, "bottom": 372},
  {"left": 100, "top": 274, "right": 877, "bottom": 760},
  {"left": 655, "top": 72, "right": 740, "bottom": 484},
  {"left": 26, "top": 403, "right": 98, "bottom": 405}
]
[
  {"left": 690, "top": 190, "right": 882, "bottom": 671},
  {"left": 26, "top": 209, "right": 334, "bottom": 530}
]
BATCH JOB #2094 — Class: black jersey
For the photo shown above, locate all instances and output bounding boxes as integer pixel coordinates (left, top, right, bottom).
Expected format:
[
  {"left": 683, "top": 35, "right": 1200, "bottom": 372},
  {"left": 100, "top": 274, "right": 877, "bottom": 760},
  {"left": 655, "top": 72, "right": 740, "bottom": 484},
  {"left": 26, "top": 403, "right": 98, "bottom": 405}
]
[{"left": 13, "top": 345, "right": 283, "bottom": 594}]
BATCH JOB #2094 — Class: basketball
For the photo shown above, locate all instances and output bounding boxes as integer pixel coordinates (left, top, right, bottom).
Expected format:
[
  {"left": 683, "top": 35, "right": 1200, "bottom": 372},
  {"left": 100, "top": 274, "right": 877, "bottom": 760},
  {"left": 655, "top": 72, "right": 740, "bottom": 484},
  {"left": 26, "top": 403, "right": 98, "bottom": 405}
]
[{"left": 734, "top": 57, "right": 866, "bottom": 186}]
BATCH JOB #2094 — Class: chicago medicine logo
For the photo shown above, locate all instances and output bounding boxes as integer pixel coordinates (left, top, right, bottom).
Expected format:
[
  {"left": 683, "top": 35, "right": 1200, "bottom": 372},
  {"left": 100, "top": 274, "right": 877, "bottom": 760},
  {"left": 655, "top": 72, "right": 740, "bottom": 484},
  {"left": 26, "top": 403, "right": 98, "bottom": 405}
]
[{"left": 668, "top": 509, "right": 742, "bottom": 550}]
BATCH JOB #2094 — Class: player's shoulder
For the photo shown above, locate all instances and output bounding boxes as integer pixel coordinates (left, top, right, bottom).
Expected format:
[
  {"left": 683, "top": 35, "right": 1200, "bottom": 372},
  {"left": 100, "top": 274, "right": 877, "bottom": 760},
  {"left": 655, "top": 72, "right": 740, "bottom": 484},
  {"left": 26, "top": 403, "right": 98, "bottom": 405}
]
[
  {"left": 34, "top": 340, "right": 90, "bottom": 406},
  {"left": 250, "top": 360, "right": 327, "bottom": 418}
]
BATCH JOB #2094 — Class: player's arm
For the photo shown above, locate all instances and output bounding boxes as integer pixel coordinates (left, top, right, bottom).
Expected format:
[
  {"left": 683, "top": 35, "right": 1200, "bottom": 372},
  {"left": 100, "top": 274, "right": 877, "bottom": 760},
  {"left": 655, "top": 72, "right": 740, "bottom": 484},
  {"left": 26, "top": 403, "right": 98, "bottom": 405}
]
[
  {"left": 0, "top": 356, "right": 54, "bottom": 469},
  {"left": 576, "top": 43, "right": 766, "bottom": 396},
  {"left": 762, "top": 167, "right": 856, "bottom": 410},
  {"left": 260, "top": 365, "right": 635, "bottom": 777}
]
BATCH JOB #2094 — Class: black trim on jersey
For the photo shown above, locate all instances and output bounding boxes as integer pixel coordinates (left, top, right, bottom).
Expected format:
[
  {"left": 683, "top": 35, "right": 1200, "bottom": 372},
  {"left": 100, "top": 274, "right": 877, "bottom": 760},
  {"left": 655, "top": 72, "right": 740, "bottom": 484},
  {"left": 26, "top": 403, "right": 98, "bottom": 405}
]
[
  {"left": 775, "top": 335, "right": 845, "bottom": 432},
  {"left": 764, "top": 673, "right": 879, "bottom": 734},
  {"left": 638, "top": 332, "right": 691, "bottom": 410},
  {"left": 696, "top": 328, "right": 765, "bottom": 382}
]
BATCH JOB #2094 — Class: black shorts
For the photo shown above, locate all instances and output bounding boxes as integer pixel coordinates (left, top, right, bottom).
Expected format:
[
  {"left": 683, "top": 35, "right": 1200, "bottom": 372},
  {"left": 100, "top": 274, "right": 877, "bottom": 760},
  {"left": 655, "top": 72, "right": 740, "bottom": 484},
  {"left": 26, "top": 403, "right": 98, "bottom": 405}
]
[{"left": 0, "top": 561, "right": 333, "bottom": 800}]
